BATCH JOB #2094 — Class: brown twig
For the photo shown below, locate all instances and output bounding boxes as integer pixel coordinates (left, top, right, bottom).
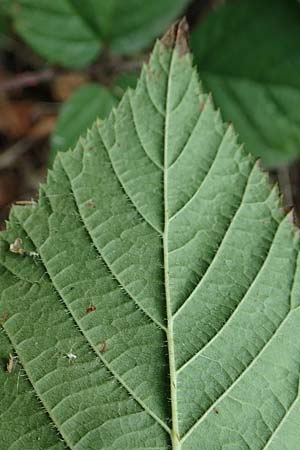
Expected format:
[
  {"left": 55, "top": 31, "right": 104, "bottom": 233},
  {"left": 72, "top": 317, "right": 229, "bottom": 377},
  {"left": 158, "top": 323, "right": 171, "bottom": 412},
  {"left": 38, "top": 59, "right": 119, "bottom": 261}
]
[
  {"left": 88, "top": 57, "right": 143, "bottom": 83},
  {"left": 0, "top": 57, "right": 142, "bottom": 93},
  {"left": 0, "top": 137, "right": 33, "bottom": 169},
  {"left": 0, "top": 68, "right": 56, "bottom": 92}
]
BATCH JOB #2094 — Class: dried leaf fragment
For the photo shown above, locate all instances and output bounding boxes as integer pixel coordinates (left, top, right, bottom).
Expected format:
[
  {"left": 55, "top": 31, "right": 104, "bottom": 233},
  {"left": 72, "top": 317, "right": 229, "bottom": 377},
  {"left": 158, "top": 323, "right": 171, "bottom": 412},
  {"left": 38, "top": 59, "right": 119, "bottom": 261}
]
[
  {"left": 6, "top": 353, "right": 14, "bottom": 373},
  {"left": 9, "top": 237, "right": 25, "bottom": 255},
  {"left": 9, "top": 237, "right": 39, "bottom": 258}
]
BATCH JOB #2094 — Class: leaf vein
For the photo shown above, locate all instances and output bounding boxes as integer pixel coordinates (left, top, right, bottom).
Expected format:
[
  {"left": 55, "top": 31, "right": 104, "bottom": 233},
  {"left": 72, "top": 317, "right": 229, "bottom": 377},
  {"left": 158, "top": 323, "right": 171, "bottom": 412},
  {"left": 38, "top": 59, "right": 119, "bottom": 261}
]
[
  {"left": 173, "top": 160, "right": 257, "bottom": 319},
  {"left": 181, "top": 250, "right": 299, "bottom": 443},
  {"left": 59, "top": 154, "right": 166, "bottom": 331},
  {"left": 169, "top": 123, "right": 231, "bottom": 222},
  {"left": 96, "top": 124, "right": 164, "bottom": 236},
  {"left": 18, "top": 219, "right": 171, "bottom": 436},
  {"left": 177, "top": 213, "right": 282, "bottom": 373},
  {"left": 128, "top": 93, "right": 164, "bottom": 170},
  {"left": 261, "top": 384, "right": 300, "bottom": 449}
]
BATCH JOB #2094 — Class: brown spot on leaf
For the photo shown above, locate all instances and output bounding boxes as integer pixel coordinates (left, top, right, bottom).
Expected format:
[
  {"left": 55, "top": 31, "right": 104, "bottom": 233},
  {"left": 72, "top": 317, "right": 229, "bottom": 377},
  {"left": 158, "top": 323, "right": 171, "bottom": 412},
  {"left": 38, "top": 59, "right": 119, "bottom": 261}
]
[
  {"left": 161, "top": 17, "right": 189, "bottom": 57},
  {"left": 85, "top": 199, "right": 96, "bottom": 209},
  {"left": 85, "top": 303, "right": 96, "bottom": 314},
  {"left": 213, "top": 407, "right": 219, "bottom": 415},
  {"left": 99, "top": 340, "right": 106, "bottom": 353}
]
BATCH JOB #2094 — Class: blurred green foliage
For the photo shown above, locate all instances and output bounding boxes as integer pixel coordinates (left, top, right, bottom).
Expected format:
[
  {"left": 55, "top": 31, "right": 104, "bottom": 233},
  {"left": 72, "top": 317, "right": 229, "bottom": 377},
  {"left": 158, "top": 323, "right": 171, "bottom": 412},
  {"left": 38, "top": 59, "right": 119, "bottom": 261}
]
[
  {"left": 191, "top": 0, "right": 300, "bottom": 166},
  {"left": 50, "top": 84, "right": 117, "bottom": 164},
  {"left": 3, "top": 0, "right": 300, "bottom": 167},
  {"left": 50, "top": 74, "right": 138, "bottom": 163},
  {"left": 9, "top": 0, "right": 190, "bottom": 67}
]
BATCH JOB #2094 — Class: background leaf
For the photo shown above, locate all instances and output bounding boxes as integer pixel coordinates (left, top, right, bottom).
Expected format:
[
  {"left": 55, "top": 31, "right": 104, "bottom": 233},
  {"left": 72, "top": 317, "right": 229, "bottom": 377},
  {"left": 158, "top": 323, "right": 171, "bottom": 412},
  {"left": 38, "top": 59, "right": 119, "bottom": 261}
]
[
  {"left": 11, "top": 0, "right": 101, "bottom": 68},
  {"left": 1, "top": 21, "right": 300, "bottom": 449},
  {"left": 10, "top": 0, "right": 191, "bottom": 67},
  {"left": 0, "top": 0, "right": 10, "bottom": 48},
  {"left": 191, "top": 0, "right": 300, "bottom": 166},
  {"left": 69, "top": 0, "right": 191, "bottom": 54},
  {"left": 112, "top": 71, "right": 138, "bottom": 98},
  {"left": 50, "top": 83, "right": 117, "bottom": 164}
]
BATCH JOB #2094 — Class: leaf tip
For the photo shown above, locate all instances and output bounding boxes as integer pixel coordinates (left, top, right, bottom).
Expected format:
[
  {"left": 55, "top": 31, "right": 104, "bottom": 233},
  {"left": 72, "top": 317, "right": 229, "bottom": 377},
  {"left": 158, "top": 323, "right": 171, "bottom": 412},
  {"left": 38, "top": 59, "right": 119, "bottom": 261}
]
[
  {"left": 285, "top": 207, "right": 299, "bottom": 230},
  {"left": 161, "top": 17, "right": 190, "bottom": 56}
]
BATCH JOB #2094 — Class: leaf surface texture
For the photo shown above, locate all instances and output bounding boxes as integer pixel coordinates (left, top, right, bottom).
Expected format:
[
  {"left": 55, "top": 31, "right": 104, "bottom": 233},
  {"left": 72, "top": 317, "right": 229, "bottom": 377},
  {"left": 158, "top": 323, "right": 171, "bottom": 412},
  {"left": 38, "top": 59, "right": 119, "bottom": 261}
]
[{"left": 1, "top": 22, "right": 300, "bottom": 450}]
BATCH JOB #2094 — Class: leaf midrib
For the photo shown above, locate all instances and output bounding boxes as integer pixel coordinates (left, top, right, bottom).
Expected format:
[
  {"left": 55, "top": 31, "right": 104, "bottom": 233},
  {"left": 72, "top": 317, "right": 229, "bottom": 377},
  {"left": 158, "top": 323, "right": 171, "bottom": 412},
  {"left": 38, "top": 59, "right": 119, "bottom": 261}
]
[{"left": 163, "top": 47, "right": 180, "bottom": 449}]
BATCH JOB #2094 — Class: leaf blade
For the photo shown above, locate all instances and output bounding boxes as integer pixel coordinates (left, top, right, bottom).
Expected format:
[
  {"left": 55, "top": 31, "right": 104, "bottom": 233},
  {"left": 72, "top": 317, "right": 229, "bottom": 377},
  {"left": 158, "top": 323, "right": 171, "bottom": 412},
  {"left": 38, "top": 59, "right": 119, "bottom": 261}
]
[{"left": 1, "top": 21, "right": 300, "bottom": 450}]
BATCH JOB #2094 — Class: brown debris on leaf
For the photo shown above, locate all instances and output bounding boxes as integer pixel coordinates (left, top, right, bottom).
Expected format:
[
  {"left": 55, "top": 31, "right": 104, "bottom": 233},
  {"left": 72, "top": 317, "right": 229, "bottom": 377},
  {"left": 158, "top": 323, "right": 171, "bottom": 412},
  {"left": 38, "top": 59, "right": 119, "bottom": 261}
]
[
  {"left": 9, "top": 237, "right": 39, "bottom": 257},
  {"left": 6, "top": 353, "right": 14, "bottom": 373},
  {"left": 99, "top": 340, "right": 106, "bottom": 353},
  {"left": 161, "top": 17, "right": 189, "bottom": 56},
  {"left": 85, "top": 303, "right": 96, "bottom": 314},
  {"left": 9, "top": 237, "right": 25, "bottom": 255}
]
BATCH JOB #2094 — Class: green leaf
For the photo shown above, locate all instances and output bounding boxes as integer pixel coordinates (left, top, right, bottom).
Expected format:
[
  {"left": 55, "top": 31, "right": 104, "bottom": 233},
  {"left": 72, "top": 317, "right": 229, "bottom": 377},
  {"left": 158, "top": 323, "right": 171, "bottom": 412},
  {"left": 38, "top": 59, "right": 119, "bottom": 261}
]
[
  {"left": 11, "top": 0, "right": 101, "bottom": 68},
  {"left": 191, "top": 0, "right": 300, "bottom": 166},
  {"left": 50, "top": 83, "right": 117, "bottom": 165},
  {"left": 1, "top": 20, "right": 300, "bottom": 449},
  {"left": 0, "top": 332, "right": 66, "bottom": 449},
  {"left": 10, "top": 0, "right": 191, "bottom": 67},
  {"left": 69, "top": 0, "right": 191, "bottom": 54}
]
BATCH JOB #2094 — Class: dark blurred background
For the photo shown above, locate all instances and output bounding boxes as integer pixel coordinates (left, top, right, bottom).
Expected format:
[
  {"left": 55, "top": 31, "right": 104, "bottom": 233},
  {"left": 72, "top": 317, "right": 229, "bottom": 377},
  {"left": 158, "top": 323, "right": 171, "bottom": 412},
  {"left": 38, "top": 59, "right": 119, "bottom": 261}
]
[{"left": 1, "top": 0, "right": 300, "bottom": 228}]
